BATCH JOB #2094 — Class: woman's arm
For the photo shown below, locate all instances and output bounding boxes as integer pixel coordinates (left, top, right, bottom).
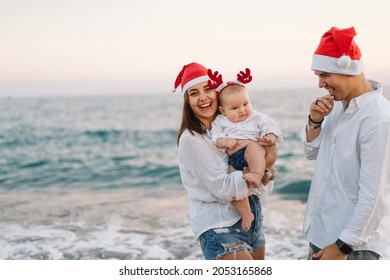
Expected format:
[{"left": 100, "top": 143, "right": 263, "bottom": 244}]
[{"left": 178, "top": 133, "right": 249, "bottom": 203}]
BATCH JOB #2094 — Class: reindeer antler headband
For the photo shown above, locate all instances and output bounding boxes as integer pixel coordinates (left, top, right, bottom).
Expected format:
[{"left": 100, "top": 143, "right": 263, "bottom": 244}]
[{"left": 207, "top": 68, "right": 252, "bottom": 94}]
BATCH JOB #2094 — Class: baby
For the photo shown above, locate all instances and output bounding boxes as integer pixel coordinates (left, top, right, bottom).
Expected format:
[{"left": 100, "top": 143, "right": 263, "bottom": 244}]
[{"left": 209, "top": 68, "right": 282, "bottom": 231}]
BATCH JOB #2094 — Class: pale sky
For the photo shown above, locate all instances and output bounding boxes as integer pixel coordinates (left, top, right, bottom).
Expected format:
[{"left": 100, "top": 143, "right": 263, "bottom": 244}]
[{"left": 1, "top": 0, "right": 389, "bottom": 96}]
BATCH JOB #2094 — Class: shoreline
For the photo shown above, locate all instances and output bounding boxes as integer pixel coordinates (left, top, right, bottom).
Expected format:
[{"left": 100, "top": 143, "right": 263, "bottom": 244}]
[{"left": 0, "top": 188, "right": 388, "bottom": 260}]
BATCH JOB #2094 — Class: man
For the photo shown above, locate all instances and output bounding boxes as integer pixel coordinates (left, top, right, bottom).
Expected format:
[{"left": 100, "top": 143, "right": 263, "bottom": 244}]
[{"left": 301, "top": 26, "right": 390, "bottom": 260}]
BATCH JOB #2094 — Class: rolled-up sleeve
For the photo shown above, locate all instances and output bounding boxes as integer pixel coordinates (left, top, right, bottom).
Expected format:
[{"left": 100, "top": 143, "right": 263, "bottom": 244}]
[
  {"left": 257, "top": 113, "right": 283, "bottom": 141},
  {"left": 301, "top": 125, "right": 323, "bottom": 160}
]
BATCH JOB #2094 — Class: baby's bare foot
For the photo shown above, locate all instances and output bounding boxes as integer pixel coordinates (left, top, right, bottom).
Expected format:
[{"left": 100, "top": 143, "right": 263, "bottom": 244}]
[{"left": 243, "top": 172, "right": 262, "bottom": 188}]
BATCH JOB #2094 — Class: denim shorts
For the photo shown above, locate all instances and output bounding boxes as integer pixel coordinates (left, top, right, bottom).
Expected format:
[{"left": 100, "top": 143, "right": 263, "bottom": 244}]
[
  {"left": 228, "top": 147, "right": 247, "bottom": 170},
  {"left": 308, "top": 243, "right": 381, "bottom": 260},
  {"left": 199, "top": 195, "right": 265, "bottom": 260}
]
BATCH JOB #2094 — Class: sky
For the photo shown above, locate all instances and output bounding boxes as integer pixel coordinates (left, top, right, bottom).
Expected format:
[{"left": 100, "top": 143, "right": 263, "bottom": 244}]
[{"left": 1, "top": 0, "right": 389, "bottom": 96}]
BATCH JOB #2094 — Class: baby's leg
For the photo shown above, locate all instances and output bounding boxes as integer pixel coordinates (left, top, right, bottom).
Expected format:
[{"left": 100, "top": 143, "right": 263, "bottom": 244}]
[
  {"left": 263, "top": 144, "right": 278, "bottom": 184},
  {"left": 242, "top": 142, "right": 266, "bottom": 187},
  {"left": 264, "top": 144, "right": 277, "bottom": 169},
  {"left": 231, "top": 198, "right": 254, "bottom": 232}
]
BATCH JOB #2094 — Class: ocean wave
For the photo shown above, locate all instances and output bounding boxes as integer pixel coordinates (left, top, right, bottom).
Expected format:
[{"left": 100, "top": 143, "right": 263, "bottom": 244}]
[
  {"left": 0, "top": 126, "right": 181, "bottom": 190},
  {"left": 274, "top": 180, "right": 311, "bottom": 202},
  {"left": 0, "top": 94, "right": 312, "bottom": 198},
  {"left": 0, "top": 162, "right": 181, "bottom": 190}
]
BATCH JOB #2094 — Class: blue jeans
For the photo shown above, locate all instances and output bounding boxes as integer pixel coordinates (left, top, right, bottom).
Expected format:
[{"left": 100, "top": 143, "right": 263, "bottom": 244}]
[
  {"left": 199, "top": 195, "right": 265, "bottom": 260},
  {"left": 228, "top": 148, "right": 247, "bottom": 170},
  {"left": 308, "top": 243, "right": 381, "bottom": 260}
]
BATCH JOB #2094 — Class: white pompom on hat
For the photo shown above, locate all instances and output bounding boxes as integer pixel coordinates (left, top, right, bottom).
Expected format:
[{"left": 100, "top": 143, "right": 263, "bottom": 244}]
[
  {"left": 172, "top": 62, "right": 209, "bottom": 94},
  {"left": 311, "top": 27, "right": 364, "bottom": 75}
]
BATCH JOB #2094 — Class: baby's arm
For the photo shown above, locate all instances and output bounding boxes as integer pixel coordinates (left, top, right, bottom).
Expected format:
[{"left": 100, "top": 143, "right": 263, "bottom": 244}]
[
  {"left": 216, "top": 137, "right": 238, "bottom": 150},
  {"left": 257, "top": 133, "right": 278, "bottom": 146}
]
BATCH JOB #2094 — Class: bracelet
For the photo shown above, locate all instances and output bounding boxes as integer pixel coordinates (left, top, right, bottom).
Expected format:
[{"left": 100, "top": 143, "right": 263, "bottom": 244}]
[
  {"left": 308, "top": 114, "right": 324, "bottom": 124},
  {"left": 307, "top": 117, "right": 322, "bottom": 129},
  {"left": 335, "top": 239, "right": 353, "bottom": 255},
  {"left": 307, "top": 122, "right": 322, "bottom": 129}
]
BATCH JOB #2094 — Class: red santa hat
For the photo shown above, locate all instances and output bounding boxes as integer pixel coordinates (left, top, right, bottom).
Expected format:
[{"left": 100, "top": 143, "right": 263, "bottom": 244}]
[
  {"left": 311, "top": 27, "right": 364, "bottom": 75},
  {"left": 172, "top": 62, "right": 209, "bottom": 94}
]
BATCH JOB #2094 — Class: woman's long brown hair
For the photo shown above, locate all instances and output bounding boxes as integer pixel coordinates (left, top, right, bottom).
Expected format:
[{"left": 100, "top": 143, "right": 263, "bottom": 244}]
[{"left": 176, "top": 92, "right": 207, "bottom": 145}]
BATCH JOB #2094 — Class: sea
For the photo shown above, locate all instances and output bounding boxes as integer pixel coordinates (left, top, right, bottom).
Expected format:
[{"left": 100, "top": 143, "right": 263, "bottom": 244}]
[{"left": 1, "top": 87, "right": 389, "bottom": 260}]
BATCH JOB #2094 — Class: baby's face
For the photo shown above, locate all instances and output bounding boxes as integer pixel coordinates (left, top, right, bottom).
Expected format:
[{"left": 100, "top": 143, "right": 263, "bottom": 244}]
[{"left": 219, "top": 86, "right": 253, "bottom": 123}]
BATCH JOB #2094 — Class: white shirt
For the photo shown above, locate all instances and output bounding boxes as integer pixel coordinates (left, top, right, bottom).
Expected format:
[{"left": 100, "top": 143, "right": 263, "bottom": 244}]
[
  {"left": 178, "top": 129, "right": 274, "bottom": 239},
  {"left": 301, "top": 80, "right": 390, "bottom": 256},
  {"left": 209, "top": 110, "right": 282, "bottom": 208},
  {"left": 210, "top": 110, "right": 283, "bottom": 143}
]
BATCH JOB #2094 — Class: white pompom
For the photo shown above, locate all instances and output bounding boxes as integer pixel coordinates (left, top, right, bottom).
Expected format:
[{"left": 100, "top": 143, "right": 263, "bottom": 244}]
[
  {"left": 338, "top": 55, "right": 351, "bottom": 68},
  {"left": 171, "top": 88, "right": 176, "bottom": 93}
]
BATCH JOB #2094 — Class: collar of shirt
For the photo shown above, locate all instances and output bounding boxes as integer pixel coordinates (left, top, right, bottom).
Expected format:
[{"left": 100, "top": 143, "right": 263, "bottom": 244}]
[{"left": 347, "top": 80, "right": 382, "bottom": 112}]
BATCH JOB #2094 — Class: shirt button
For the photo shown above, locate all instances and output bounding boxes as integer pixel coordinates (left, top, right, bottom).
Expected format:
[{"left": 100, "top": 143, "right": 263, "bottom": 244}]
[{"left": 333, "top": 139, "right": 336, "bottom": 144}]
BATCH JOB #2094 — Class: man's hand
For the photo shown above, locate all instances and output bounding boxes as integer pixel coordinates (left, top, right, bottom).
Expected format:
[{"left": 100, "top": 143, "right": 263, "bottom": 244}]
[
  {"left": 310, "top": 95, "right": 334, "bottom": 122},
  {"left": 313, "top": 243, "right": 348, "bottom": 260}
]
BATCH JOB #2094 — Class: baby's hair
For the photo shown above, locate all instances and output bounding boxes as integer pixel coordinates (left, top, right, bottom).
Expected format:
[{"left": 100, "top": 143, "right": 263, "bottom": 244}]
[{"left": 218, "top": 84, "right": 247, "bottom": 106}]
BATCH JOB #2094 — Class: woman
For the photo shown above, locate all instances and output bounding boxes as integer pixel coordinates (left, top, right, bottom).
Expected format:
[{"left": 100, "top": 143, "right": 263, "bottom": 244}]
[{"left": 173, "top": 62, "right": 273, "bottom": 260}]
